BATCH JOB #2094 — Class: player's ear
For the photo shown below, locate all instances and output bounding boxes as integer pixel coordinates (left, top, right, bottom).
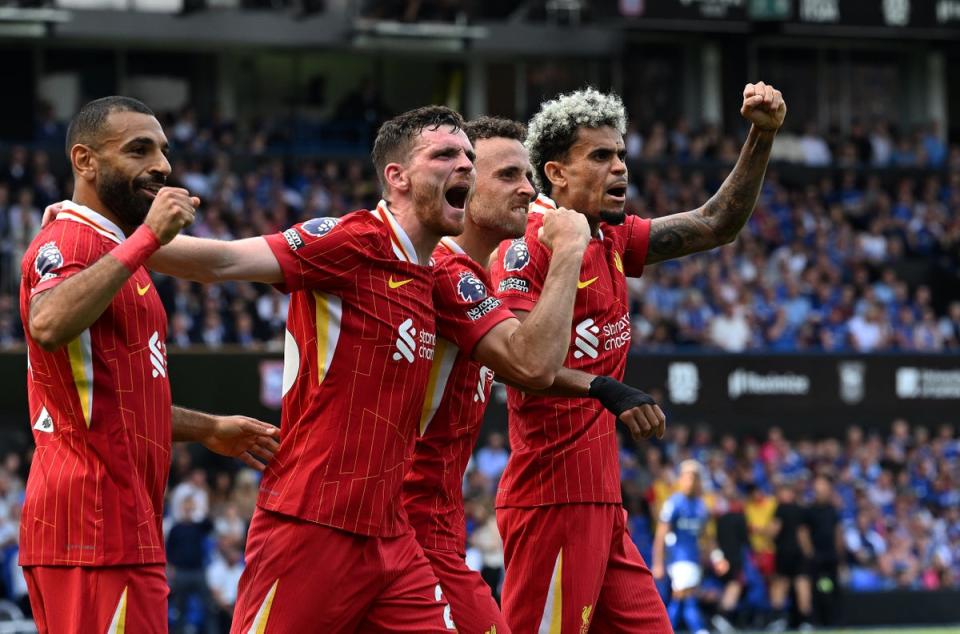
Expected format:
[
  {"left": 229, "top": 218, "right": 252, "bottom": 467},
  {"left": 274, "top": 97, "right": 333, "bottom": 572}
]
[
  {"left": 543, "top": 160, "right": 566, "bottom": 191},
  {"left": 71, "top": 144, "right": 98, "bottom": 182},
  {"left": 383, "top": 162, "right": 410, "bottom": 194}
]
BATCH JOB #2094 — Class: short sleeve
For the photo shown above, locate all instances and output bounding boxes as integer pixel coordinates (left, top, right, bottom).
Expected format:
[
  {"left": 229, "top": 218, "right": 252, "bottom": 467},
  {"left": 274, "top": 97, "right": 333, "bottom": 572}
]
[
  {"left": 659, "top": 497, "right": 676, "bottom": 524},
  {"left": 619, "top": 214, "right": 652, "bottom": 278},
  {"left": 488, "top": 224, "right": 550, "bottom": 313},
  {"left": 263, "top": 214, "right": 368, "bottom": 293},
  {"left": 433, "top": 255, "right": 515, "bottom": 357},
  {"left": 25, "top": 222, "right": 104, "bottom": 298}
]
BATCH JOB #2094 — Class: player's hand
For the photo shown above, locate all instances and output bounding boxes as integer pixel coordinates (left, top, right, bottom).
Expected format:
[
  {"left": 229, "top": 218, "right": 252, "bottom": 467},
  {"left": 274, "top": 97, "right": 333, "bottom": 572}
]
[
  {"left": 589, "top": 376, "right": 666, "bottom": 441},
  {"left": 653, "top": 562, "right": 666, "bottom": 580},
  {"left": 619, "top": 403, "right": 666, "bottom": 441},
  {"left": 42, "top": 202, "right": 63, "bottom": 227},
  {"left": 145, "top": 187, "right": 200, "bottom": 245},
  {"left": 538, "top": 206, "right": 590, "bottom": 253},
  {"left": 201, "top": 415, "right": 280, "bottom": 471},
  {"left": 741, "top": 81, "right": 786, "bottom": 132}
]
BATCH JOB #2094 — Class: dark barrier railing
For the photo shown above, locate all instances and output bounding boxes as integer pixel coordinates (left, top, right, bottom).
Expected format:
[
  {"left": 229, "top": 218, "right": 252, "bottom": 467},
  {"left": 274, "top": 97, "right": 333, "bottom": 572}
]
[
  {"left": 2, "top": 350, "right": 959, "bottom": 450},
  {"left": 840, "top": 589, "right": 960, "bottom": 626}
]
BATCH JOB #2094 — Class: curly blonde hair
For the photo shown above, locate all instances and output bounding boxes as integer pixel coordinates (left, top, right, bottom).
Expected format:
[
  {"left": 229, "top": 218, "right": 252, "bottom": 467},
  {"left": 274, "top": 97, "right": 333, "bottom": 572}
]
[{"left": 526, "top": 87, "right": 627, "bottom": 194}]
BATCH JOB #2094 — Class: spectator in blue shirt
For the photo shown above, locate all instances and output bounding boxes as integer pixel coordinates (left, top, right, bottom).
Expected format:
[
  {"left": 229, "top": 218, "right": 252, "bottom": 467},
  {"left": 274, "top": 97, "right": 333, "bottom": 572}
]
[{"left": 653, "top": 460, "right": 712, "bottom": 634}]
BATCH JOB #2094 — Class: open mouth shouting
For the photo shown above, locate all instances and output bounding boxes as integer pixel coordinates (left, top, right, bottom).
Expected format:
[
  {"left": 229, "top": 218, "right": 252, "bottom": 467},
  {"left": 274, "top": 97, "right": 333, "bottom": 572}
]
[
  {"left": 605, "top": 181, "right": 628, "bottom": 205},
  {"left": 444, "top": 183, "right": 471, "bottom": 210}
]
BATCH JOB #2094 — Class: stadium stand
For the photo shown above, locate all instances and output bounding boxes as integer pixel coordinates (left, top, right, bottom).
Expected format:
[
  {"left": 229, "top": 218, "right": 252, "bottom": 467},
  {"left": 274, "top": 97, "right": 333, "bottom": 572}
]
[{"left": 2, "top": 108, "right": 958, "bottom": 353}]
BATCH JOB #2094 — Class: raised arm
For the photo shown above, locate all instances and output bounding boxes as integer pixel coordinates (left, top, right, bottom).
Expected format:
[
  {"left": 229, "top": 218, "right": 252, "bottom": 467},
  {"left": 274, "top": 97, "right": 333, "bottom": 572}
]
[
  {"left": 645, "top": 82, "right": 786, "bottom": 265},
  {"left": 29, "top": 188, "right": 195, "bottom": 351},
  {"left": 147, "top": 234, "right": 283, "bottom": 285}
]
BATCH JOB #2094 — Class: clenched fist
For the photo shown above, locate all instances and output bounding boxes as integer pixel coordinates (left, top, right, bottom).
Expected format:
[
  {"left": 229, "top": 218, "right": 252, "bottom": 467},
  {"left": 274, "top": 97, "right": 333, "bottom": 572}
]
[
  {"left": 741, "top": 81, "right": 787, "bottom": 133},
  {"left": 538, "top": 206, "right": 590, "bottom": 253},
  {"left": 146, "top": 187, "right": 199, "bottom": 244}
]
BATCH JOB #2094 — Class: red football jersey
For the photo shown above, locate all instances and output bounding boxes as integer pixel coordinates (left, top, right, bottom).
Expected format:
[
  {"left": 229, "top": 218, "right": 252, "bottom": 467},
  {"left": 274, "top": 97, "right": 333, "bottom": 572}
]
[
  {"left": 488, "top": 194, "right": 651, "bottom": 508},
  {"left": 261, "top": 202, "right": 446, "bottom": 537},
  {"left": 18, "top": 201, "right": 171, "bottom": 566},
  {"left": 402, "top": 237, "right": 514, "bottom": 554}
]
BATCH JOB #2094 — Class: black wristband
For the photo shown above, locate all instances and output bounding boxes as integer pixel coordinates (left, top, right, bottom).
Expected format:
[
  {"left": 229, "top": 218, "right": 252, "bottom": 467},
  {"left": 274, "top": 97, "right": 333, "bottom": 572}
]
[{"left": 588, "top": 375, "right": 656, "bottom": 417}]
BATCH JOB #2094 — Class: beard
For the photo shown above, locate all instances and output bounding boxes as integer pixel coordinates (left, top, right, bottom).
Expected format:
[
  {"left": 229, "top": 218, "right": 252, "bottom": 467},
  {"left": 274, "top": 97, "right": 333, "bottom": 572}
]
[
  {"left": 470, "top": 193, "right": 527, "bottom": 240},
  {"left": 598, "top": 208, "right": 626, "bottom": 226},
  {"left": 412, "top": 177, "right": 463, "bottom": 237},
  {"left": 97, "top": 165, "right": 163, "bottom": 228}
]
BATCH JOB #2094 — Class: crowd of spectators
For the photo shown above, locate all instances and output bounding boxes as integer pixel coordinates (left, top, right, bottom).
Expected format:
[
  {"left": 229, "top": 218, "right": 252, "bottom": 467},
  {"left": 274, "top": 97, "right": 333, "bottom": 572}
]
[
  {"left": 2, "top": 107, "right": 959, "bottom": 352},
  {"left": 0, "top": 417, "right": 957, "bottom": 630},
  {"left": 614, "top": 418, "right": 960, "bottom": 628}
]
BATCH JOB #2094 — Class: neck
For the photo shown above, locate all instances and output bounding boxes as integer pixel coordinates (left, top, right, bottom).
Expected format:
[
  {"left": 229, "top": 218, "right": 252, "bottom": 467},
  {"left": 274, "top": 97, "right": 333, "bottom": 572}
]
[
  {"left": 387, "top": 197, "right": 441, "bottom": 264},
  {"left": 452, "top": 217, "right": 505, "bottom": 267},
  {"left": 72, "top": 186, "right": 133, "bottom": 237},
  {"left": 550, "top": 189, "right": 601, "bottom": 237}
]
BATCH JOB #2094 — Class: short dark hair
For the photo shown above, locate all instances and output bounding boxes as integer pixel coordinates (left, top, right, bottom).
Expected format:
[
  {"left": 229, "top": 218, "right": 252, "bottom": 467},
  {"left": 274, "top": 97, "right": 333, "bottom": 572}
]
[
  {"left": 464, "top": 116, "right": 526, "bottom": 144},
  {"left": 371, "top": 105, "right": 465, "bottom": 189},
  {"left": 65, "top": 96, "right": 155, "bottom": 158}
]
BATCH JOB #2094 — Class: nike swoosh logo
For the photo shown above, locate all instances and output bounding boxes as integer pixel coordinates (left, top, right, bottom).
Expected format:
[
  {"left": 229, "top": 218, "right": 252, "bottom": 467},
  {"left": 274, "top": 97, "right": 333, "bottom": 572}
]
[
  {"left": 136, "top": 283, "right": 151, "bottom": 296},
  {"left": 577, "top": 277, "right": 598, "bottom": 289},
  {"left": 388, "top": 276, "right": 413, "bottom": 289}
]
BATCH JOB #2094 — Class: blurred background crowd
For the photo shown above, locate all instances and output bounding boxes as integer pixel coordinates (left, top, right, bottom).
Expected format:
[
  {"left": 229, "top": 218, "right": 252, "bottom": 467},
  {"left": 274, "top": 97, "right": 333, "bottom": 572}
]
[
  {"left": 1, "top": 417, "right": 958, "bottom": 631},
  {"left": 1, "top": 105, "right": 959, "bottom": 354}
]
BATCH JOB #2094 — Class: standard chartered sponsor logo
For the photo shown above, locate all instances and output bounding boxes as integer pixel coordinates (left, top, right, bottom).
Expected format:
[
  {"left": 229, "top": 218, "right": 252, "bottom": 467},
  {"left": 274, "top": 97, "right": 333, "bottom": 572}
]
[
  {"left": 572, "top": 313, "right": 631, "bottom": 360},
  {"left": 896, "top": 367, "right": 960, "bottom": 399},
  {"left": 474, "top": 366, "right": 494, "bottom": 403},
  {"left": 392, "top": 319, "right": 417, "bottom": 363},
  {"left": 727, "top": 368, "right": 810, "bottom": 399},
  {"left": 391, "top": 318, "right": 435, "bottom": 362},
  {"left": 573, "top": 319, "right": 600, "bottom": 359},
  {"left": 149, "top": 331, "right": 167, "bottom": 378}
]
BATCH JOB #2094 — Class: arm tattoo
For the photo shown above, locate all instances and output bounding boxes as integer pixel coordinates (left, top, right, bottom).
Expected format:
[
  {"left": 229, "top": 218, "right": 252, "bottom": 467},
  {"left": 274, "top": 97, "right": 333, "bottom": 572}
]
[
  {"left": 646, "top": 127, "right": 775, "bottom": 264},
  {"left": 647, "top": 210, "right": 719, "bottom": 264}
]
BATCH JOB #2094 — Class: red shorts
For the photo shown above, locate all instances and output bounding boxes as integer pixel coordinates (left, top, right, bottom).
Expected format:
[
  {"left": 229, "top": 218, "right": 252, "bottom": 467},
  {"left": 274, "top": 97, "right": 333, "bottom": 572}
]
[
  {"left": 422, "top": 547, "right": 510, "bottom": 634},
  {"left": 23, "top": 564, "right": 167, "bottom": 634},
  {"left": 755, "top": 551, "right": 776, "bottom": 577},
  {"left": 231, "top": 508, "right": 455, "bottom": 633},
  {"left": 497, "top": 503, "right": 671, "bottom": 633}
]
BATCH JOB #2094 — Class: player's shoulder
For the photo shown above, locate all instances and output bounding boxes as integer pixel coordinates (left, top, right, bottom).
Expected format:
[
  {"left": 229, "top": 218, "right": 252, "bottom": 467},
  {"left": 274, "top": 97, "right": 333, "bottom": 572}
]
[
  {"left": 25, "top": 214, "right": 107, "bottom": 261},
  {"left": 287, "top": 210, "right": 383, "bottom": 249},
  {"left": 433, "top": 239, "right": 492, "bottom": 288},
  {"left": 433, "top": 238, "right": 483, "bottom": 271},
  {"left": 668, "top": 492, "right": 687, "bottom": 507},
  {"left": 602, "top": 212, "right": 648, "bottom": 243}
]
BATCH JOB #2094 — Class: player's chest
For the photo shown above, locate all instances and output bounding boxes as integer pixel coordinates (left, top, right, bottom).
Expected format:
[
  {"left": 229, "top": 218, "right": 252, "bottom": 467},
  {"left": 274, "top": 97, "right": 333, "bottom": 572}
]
[
  {"left": 569, "top": 242, "right": 631, "bottom": 360},
  {"left": 336, "top": 265, "right": 437, "bottom": 365},
  {"left": 100, "top": 269, "right": 166, "bottom": 335}
]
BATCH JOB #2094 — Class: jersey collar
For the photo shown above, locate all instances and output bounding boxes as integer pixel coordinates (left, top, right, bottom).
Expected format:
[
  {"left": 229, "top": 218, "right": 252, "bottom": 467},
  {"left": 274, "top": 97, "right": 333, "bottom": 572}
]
[
  {"left": 527, "top": 193, "right": 604, "bottom": 241},
  {"left": 373, "top": 200, "right": 420, "bottom": 265},
  {"left": 438, "top": 236, "right": 466, "bottom": 255},
  {"left": 58, "top": 200, "right": 127, "bottom": 244}
]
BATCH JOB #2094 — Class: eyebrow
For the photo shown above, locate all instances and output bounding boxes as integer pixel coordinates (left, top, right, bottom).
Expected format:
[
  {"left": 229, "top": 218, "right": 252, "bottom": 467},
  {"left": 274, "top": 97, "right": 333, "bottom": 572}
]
[
  {"left": 432, "top": 145, "right": 476, "bottom": 163},
  {"left": 123, "top": 137, "right": 170, "bottom": 153}
]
